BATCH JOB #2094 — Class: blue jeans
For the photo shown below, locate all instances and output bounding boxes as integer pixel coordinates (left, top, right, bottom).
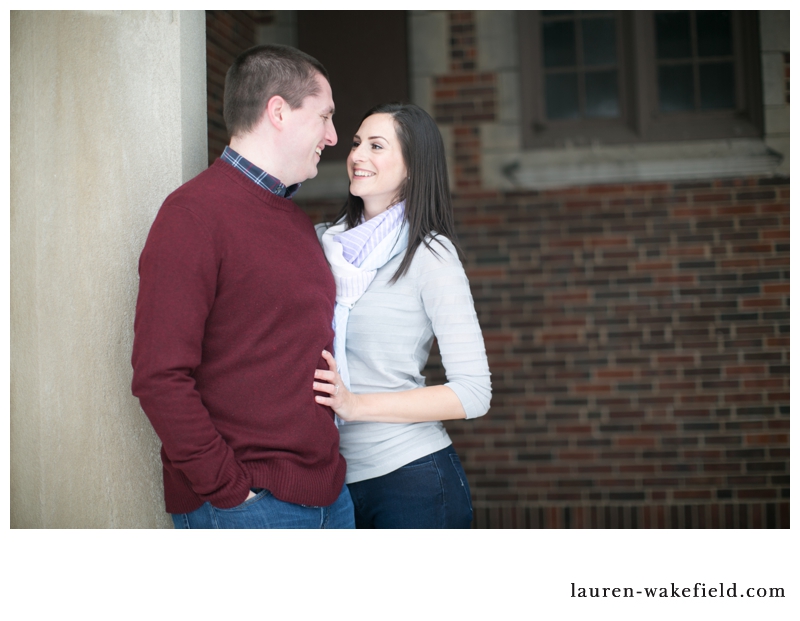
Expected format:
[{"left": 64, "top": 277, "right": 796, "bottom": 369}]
[
  {"left": 171, "top": 484, "right": 355, "bottom": 529},
  {"left": 347, "top": 445, "right": 474, "bottom": 529}
]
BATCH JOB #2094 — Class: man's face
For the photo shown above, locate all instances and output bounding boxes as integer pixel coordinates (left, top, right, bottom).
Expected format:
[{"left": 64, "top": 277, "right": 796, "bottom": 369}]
[{"left": 281, "top": 73, "right": 337, "bottom": 187}]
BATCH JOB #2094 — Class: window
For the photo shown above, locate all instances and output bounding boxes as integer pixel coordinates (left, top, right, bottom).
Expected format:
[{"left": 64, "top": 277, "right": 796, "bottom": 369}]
[
  {"left": 519, "top": 11, "right": 762, "bottom": 148},
  {"left": 540, "top": 11, "right": 624, "bottom": 121},
  {"left": 655, "top": 11, "right": 736, "bottom": 112}
]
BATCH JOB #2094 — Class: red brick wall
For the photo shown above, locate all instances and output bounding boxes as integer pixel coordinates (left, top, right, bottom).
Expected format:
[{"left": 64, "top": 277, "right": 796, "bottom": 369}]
[
  {"left": 450, "top": 178, "right": 789, "bottom": 528},
  {"left": 434, "top": 11, "right": 497, "bottom": 193},
  {"left": 296, "top": 177, "right": 790, "bottom": 529}
]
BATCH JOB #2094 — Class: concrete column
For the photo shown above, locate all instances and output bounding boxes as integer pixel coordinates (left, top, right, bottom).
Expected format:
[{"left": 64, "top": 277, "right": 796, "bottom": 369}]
[
  {"left": 408, "top": 11, "right": 449, "bottom": 116},
  {"left": 11, "top": 10, "right": 207, "bottom": 528},
  {"left": 759, "top": 10, "right": 790, "bottom": 175},
  {"left": 408, "top": 11, "right": 454, "bottom": 190}
]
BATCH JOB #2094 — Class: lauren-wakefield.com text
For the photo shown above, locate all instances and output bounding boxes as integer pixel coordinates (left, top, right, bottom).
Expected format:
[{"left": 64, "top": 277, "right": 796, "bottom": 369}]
[{"left": 571, "top": 583, "right": 785, "bottom": 599}]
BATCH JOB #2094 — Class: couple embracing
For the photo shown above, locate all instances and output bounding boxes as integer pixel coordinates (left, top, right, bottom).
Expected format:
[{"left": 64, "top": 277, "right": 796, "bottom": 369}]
[{"left": 132, "top": 44, "right": 490, "bottom": 529}]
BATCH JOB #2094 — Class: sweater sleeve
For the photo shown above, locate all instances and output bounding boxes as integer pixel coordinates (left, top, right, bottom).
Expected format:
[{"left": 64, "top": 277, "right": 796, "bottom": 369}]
[
  {"left": 131, "top": 204, "right": 250, "bottom": 509},
  {"left": 417, "top": 237, "right": 492, "bottom": 419}
]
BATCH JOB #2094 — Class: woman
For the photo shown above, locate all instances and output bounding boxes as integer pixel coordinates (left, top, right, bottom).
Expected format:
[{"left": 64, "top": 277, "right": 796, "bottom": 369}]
[{"left": 314, "top": 103, "right": 491, "bottom": 528}]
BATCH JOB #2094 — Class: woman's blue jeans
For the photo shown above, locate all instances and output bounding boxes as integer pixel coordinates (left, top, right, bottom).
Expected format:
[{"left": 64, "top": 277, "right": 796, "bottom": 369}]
[
  {"left": 346, "top": 444, "right": 474, "bottom": 529},
  {"left": 171, "top": 484, "right": 355, "bottom": 529}
]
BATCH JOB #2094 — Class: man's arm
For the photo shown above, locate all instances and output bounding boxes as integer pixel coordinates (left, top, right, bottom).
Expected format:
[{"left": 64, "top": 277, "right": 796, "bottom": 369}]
[{"left": 131, "top": 204, "right": 251, "bottom": 509}]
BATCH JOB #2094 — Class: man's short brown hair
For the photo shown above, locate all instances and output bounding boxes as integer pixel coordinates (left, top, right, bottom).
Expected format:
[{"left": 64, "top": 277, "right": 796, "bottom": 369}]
[{"left": 223, "top": 44, "right": 330, "bottom": 138}]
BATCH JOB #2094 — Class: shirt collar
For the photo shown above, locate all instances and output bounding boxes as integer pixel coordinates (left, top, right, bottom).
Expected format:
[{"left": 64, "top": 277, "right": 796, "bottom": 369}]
[{"left": 220, "top": 146, "right": 301, "bottom": 199}]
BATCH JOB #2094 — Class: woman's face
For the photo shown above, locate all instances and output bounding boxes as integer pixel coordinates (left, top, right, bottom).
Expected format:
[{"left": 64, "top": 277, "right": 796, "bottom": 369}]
[{"left": 347, "top": 113, "right": 408, "bottom": 217}]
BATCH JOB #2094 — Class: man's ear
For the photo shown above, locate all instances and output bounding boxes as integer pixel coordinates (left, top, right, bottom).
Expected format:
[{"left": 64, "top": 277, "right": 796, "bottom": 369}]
[{"left": 265, "top": 95, "right": 289, "bottom": 130}]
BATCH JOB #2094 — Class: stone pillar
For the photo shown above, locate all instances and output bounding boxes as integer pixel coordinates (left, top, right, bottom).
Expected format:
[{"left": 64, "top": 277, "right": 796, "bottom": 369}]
[
  {"left": 10, "top": 10, "right": 207, "bottom": 528},
  {"left": 759, "top": 10, "right": 790, "bottom": 175}
]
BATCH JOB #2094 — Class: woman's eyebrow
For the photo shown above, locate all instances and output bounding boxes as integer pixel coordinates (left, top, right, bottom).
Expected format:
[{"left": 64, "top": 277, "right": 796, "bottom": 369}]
[{"left": 352, "top": 134, "right": 387, "bottom": 141}]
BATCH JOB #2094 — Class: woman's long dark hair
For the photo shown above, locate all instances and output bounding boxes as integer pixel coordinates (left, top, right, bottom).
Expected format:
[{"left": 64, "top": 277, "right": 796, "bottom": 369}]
[{"left": 334, "top": 102, "right": 463, "bottom": 283}]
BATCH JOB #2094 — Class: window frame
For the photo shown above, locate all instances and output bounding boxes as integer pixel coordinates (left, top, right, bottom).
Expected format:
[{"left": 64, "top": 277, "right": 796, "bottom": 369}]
[{"left": 519, "top": 10, "right": 763, "bottom": 149}]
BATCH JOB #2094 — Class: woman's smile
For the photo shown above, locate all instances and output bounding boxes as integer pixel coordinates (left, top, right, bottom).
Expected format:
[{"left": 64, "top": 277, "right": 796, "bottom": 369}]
[{"left": 347, "top": 113, "right": 407, "bottom": 219}]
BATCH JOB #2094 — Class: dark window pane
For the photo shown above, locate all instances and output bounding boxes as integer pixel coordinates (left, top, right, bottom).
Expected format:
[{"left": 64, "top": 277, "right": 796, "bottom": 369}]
[
  {"left": 655, "top": 12, "right": 692, "bottom": 59},
  {"left": 542, "top": 11, "right": 574, "bottom": 16},
  {"left": 545, "top": 73, "right": 580, "bottom": 119},
  {"left": 697, "top": 11, "right": 732, "bottom": 57},
  {"left": 543, "top": 21, "right": 576, "bottom": 67},
  {"left": 582, "top": 17, "right": 617, "bottom": 66},
  {"left": 700, "top": 62, "right": 735, "bottom": 109},
  {"left": 658, "top": 64, "right": 694, "bottom": 112},
  {"left": 585, "top": 70, "right": 620, "bottom": 117}
]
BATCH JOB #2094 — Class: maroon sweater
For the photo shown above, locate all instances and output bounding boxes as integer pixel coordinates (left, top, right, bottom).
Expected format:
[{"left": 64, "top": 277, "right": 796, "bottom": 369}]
[{"left": 132, "top": 159, "right": 345, "bottom": 514}]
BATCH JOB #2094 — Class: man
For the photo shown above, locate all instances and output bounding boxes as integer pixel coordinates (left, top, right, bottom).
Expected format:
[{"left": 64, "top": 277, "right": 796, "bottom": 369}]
[{"left": 131, "top": 44, "right": 353, "bottom": 528}]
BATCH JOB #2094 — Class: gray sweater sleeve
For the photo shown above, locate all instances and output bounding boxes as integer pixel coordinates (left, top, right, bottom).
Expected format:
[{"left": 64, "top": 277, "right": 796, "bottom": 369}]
[{"left": 416, "top": 237, "right": 492, "bottom": 418}]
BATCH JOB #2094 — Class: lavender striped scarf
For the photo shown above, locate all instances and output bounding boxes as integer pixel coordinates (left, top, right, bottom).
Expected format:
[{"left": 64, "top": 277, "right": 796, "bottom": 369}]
[{"left": 318, "top": 203, "right": 408, "bottom": 421}]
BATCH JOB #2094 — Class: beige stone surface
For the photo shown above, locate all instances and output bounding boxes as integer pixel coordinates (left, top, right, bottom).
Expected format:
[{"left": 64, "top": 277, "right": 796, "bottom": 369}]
[
  {"left": 764, "top": 105, "right": 790, "bottom": 136},
  {"left": 484, "top": 139, "right": 784, "bottom": 190},
  {"left": 764, "top": 136, "right": 790, "bottom": 176},
  {"left": 11, "top": 10, "right": 207, "bottom": 528},
  {"left": 759, "top": 10, "right": 790, "bottom": 52},
  {"left": 476, "top": 10, "right": 518, "bottom": 72},
  {"left": 761, "top": 51, "right": 788, "bottom": 108},
  {"left": 409, "top": 11, "right": 448, "bottom": 77}
]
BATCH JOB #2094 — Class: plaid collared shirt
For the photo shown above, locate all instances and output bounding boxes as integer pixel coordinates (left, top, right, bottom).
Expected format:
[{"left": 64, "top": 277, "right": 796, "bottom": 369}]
[{"left": 220, "top": 145, "right": 300, "bottom": 199}]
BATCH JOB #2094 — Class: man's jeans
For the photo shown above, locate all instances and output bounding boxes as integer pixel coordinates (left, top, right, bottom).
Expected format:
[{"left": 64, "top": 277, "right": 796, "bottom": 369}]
[{"left": 171, "top": 484, "right": 355, "bottom": 529}]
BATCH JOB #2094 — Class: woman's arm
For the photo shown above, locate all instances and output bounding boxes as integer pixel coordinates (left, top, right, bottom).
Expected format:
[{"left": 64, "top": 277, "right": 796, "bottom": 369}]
[
  {"left": 418, "top": 239, "right": 492, "bottom": 419},
  {"left": 315, "top": 237, "right": 491, "bottom": 424},
  {"left": 314, "top": 350, "right": 467, "bottom": 423}
]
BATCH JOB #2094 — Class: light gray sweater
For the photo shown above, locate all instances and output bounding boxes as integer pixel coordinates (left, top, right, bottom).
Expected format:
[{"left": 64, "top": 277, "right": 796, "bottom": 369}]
[{"left": 330, "top": 234, "right": 491, "bottom": 484}]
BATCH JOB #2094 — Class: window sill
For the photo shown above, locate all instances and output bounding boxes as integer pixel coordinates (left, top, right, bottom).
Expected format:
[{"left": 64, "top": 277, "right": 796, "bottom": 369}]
[{"left": 483, "top": 138, "right": 783, "bottom": 190}]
